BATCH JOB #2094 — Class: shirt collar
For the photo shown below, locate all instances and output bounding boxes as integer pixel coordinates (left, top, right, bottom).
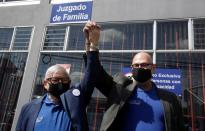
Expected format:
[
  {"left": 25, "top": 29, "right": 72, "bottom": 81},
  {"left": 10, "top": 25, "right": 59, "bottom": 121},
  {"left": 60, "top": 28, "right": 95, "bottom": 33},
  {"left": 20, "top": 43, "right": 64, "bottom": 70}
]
[
  {"left": 137, "top": 82, "right": 156, "bottom": 93},
  {"left": 43, "top": 94, "right": 62, "bottom": 106}
]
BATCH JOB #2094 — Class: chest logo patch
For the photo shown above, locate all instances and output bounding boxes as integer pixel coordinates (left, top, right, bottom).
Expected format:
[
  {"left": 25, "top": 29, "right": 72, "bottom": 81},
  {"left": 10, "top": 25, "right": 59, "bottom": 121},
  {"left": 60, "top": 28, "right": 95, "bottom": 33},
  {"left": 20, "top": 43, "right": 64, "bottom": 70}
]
[{"left": 72, "top": 89, "right": 80, "bottom": 96}]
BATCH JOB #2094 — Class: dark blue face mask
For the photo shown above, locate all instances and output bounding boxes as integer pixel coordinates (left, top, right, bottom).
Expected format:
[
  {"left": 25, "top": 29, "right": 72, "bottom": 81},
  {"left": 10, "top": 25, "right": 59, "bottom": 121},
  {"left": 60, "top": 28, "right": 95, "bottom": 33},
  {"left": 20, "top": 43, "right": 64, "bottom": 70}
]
[
  {"left": 48, "top": 83, "right": 70, "bottom": 97},
  {"left": 132, "top": 68, "right": 152, "bottom": 83}
]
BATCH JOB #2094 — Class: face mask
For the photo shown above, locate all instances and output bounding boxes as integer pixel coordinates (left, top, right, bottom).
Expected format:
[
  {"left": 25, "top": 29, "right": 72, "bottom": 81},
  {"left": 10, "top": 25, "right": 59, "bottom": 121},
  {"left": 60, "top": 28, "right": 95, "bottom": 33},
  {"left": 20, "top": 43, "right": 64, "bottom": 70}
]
[
  {"left": 47, "top": 83, "right": 70, "bottom": 97},
  {"left": 132, "top": 68, "right": 152, "bottom": 83}
]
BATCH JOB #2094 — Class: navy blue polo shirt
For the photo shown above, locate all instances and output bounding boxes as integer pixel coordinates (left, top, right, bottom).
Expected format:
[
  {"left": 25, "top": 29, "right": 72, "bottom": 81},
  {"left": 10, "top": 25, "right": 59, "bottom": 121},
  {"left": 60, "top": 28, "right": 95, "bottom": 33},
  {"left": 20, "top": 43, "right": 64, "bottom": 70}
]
[
  {"left": 120, "top": 84, "right": 165, "bottom": 131},
  {"left": 34, "top": 94, "right": 71, "bottom": 131}
]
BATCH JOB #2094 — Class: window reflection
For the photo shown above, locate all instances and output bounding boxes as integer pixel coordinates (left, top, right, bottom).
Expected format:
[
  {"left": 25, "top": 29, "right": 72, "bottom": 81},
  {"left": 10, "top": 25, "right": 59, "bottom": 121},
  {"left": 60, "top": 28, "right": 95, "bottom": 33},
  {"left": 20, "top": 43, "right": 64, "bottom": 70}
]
[
  {"left": 12, "top": 27, "right": 33, "bottom": 50},
  {"left": 156, "top": 53, "right": 205, "bottom": 131},
  {"left": 157, "top": 21, "right": 188, "bottom": 49},
  {"left": 99, "top": 23, "right": 153, "bottom": 50},
  {"left": 194, "top": 19, "right": 205, "bottom": 49},
  {"left": 65, "top": 23, "right": 153, "bottom": 51},
  {"left": 0, "top": 52, "right": 27, "bottom": 131},
  {"left": 67, "top": 25, "right": 85, "bottom": 50},
  {"left": 43, "top": 26, "right": 67, "bottom": 50},
  {"left": 0, "top": 28, "right": 13, "bottom": 50}
]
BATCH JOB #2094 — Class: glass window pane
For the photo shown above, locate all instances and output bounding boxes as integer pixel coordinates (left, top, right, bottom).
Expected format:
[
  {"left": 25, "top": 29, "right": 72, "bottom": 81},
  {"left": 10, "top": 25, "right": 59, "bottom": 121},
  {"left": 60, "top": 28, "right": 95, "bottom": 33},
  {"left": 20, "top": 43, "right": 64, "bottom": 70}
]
[
  {"left": 67, "top": 25, "right": 85, "bottom": 50},
  {"left": 12, "top": 27, "right": 33, "bottom": 50},
  {"left": 156, "top": 53, "right": 205, "bottom": 130},
  {"left": 0, "top": 28, "right": 13, "bottom": 50},
  {"left": 0, "top": 52, "right": 28, "bottom": 130},
  {"left": 100, "top": 53, "right": 135, "bottom": 75},
  {"left": 157, "top": 21, "right": 188, "bottom": 49},
  {"left": 43, "top": 26, "right": 67, "bottom": 50},
  {"left": 194, "top": 19, "right": 205, "bottom": 49},
  {"left": 67, "top": 23, "right": 153, "bottom": 50},
  {"left": 99, "top": 23, "right": 153, "bottom": 50}
]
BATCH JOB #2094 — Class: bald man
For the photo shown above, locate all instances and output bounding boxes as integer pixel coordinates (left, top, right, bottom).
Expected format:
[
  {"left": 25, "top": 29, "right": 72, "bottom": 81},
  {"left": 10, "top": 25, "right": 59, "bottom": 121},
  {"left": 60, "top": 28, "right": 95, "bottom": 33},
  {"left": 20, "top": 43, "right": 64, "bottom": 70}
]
[
  {"left": 96, "top": 51, "right": 185, "bottom": 131},
  {"left": 16, "top": 22, "right": 101, "bottom": 131},
  {"left": 85, "top": 21, "right": 186, "bottom": 131}
]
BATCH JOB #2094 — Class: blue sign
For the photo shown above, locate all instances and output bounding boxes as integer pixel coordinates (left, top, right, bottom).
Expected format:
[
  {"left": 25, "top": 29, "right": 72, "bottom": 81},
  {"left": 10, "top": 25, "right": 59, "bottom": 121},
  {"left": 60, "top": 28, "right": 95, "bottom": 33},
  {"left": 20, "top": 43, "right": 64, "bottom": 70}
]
[
  {"left": 122, "top": 68, "right": 182, "bottom": 96},
  {"left": 152, "top": 68, "right": 182, "bottom": 96},
  {"left": 50, "top": 1, "right": 93, "bottom": 23}
]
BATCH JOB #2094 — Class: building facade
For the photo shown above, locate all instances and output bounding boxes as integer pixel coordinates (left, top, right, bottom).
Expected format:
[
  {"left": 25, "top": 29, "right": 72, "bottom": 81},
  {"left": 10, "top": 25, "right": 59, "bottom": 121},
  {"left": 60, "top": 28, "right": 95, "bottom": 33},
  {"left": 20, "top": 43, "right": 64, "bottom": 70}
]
[{"left": 0, "top": 0, "right": 204, "bottom": 131}]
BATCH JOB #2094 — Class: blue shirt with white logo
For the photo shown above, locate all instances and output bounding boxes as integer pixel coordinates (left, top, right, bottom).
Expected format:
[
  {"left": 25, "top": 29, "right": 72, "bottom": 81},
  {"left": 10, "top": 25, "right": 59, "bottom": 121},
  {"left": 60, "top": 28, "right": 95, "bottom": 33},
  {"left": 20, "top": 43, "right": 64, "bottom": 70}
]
[
  {"left": 120, "top": 84, "right": 165, "bottom": 131},
  {"left": 34, "top": 94, "right": 71, "bottom": 131}
]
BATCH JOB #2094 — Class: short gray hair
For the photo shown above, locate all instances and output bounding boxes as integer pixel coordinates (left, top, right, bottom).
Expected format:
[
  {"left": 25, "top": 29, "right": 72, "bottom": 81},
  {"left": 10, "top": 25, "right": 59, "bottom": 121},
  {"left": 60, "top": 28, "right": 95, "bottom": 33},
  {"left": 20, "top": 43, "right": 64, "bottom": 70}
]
[{"left": 44, "top": 64, "right": 69, "bottom": 80}]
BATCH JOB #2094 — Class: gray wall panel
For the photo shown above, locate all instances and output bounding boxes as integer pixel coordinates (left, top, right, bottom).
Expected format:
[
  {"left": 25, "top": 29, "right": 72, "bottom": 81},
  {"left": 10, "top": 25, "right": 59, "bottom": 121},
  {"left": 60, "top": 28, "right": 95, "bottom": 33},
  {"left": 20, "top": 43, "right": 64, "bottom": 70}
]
[
  {"left": 92, "top": 0, "right": 205, "bottom": 22},
  {"left": 0, "top": 0, "right": 51, "bottom": 26},
  {"left": 0, "top": 0, "right": 205, "bottom": 25}
]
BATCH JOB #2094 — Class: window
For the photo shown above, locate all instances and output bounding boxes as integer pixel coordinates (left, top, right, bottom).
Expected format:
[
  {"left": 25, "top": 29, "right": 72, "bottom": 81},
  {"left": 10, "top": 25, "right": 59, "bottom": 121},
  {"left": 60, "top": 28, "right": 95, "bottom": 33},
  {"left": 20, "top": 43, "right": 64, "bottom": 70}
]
[
  {"left": 157, "top": 21, "right": 188, "bottom": 49},
  {"left": 0, "top": 26, "right": 31, "bottom": 130},
  {"left": 0, "top": 27, "right": 33, "bottom": 51},
  {"left": 194, "top": 19, "right": 205, "bottom": 49},
  {"left": 99, "top": 23, "right": 153, "bottom": 50},
  {"left": 0, "top": 52, "right": 28, "bottom": 130},
  {"left": 67, "top": 23, "right": 153, "bottom": 50},
  {"left": 0, "top": 28, "right": 13, "bottom": 50},
  {"left": 43, "top": 26, "right": 67, "bottom": 50},
  {"left": 156, "top": 53, "right": 205, "bottom": 131},
  {"left": 44, "top": 23, "right": 153, "bottom": 51},
  {"left": 67, "top": 25, "right": 85, "bottom": 50},
  {"left": 12, "top": 27, "right": 33, "bottom": 50}
]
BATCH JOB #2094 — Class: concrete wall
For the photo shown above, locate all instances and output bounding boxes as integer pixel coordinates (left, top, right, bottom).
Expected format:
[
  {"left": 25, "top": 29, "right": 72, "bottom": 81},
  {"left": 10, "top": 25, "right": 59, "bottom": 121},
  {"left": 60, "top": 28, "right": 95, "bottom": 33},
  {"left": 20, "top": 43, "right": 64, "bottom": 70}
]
[
  {"left": 1, "top": 0, "right": 205, "bottom": 26},
  {"left": 0, "top": 1, "right": 51, "bottom": 25},
  {"left": 92, "top": 0, "right": 205, "bottom": 22}
]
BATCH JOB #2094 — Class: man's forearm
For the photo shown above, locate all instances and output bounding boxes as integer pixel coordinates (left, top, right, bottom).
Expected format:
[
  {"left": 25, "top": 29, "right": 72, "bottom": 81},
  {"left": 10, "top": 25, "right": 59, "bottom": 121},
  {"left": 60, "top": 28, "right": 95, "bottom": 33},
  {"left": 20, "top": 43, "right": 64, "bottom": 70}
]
[{"left": 81, "top": 51, "right": 101, "bottom": 103}]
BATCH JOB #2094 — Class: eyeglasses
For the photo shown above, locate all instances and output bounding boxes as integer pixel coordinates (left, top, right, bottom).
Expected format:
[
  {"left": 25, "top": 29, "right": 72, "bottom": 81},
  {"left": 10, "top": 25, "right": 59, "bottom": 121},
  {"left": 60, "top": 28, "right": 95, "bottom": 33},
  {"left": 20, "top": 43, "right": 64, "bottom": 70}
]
[
  {"left": 131, "top": 63, "right": 152, "bottom": 68},
  {"left": 47, "top": 77, "right": 70, "bottom": 84}
]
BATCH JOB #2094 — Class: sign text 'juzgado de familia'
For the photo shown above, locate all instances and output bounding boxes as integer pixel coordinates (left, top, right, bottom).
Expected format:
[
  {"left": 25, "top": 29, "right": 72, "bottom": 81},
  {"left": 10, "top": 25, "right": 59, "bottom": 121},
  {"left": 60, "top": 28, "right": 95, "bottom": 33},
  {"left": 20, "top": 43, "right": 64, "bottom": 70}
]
[{"left": 50, "top": 1, "right": 93, "bottom": 24}]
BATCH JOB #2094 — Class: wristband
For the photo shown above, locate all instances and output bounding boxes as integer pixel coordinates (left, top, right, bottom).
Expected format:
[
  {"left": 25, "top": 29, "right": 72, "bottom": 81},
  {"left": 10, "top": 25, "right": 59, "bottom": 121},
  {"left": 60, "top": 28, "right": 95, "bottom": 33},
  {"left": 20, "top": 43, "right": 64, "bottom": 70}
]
[{"left": 85, "top": 43, "right": 99, "bottom": 51}]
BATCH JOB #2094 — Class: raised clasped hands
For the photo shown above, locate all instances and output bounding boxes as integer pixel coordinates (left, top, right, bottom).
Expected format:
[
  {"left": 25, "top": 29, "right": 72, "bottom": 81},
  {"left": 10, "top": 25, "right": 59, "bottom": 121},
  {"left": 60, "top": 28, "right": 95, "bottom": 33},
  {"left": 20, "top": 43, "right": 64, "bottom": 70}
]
[{"left": 83, "top": 21, "right": 101, "bottom": 50}]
